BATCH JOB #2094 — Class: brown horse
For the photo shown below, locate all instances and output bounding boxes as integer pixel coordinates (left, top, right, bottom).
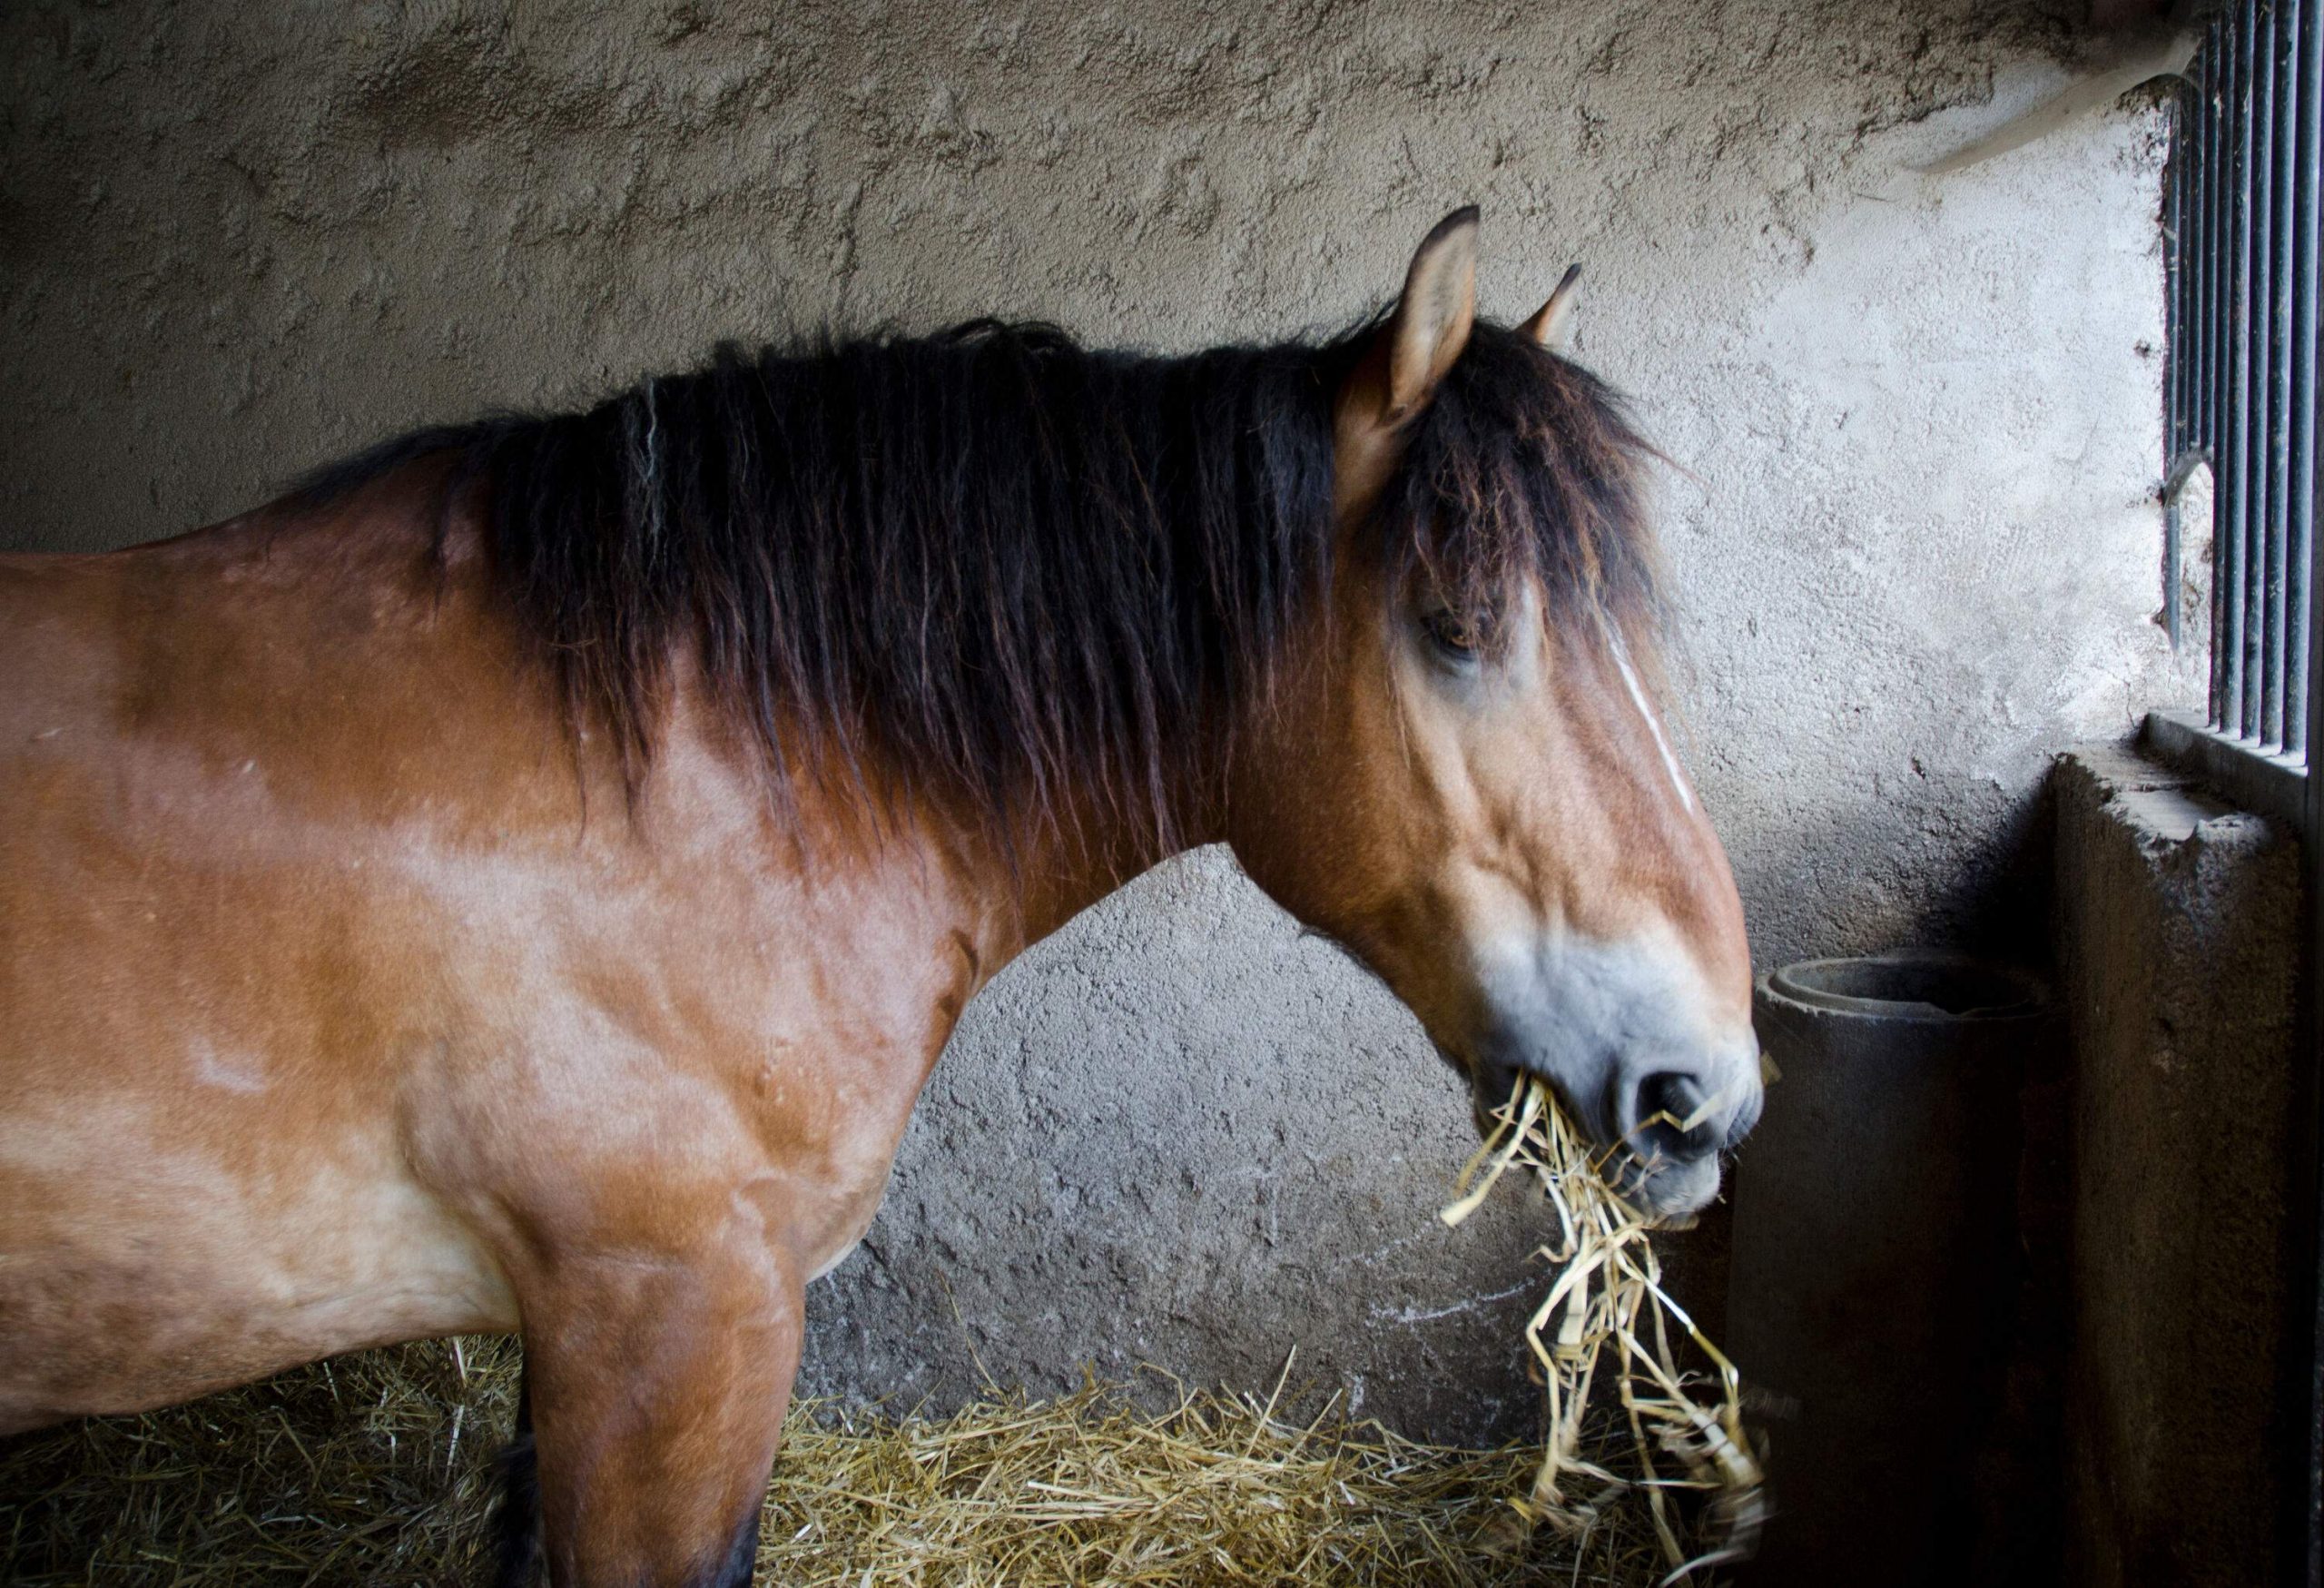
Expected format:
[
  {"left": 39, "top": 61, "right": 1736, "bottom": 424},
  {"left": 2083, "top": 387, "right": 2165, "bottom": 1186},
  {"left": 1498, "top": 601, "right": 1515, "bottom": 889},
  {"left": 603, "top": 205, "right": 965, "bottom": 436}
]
[{"left": 0, "top": 210, "right": 1759, "bottom": 1585}]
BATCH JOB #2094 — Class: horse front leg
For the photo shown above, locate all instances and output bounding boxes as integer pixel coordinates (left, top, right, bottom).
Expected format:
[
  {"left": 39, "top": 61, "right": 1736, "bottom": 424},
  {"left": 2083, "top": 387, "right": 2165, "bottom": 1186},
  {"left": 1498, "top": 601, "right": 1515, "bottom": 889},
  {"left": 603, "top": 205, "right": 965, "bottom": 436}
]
[{"left": 510, "top": 1238, "right": 803, "bottom": 1588}]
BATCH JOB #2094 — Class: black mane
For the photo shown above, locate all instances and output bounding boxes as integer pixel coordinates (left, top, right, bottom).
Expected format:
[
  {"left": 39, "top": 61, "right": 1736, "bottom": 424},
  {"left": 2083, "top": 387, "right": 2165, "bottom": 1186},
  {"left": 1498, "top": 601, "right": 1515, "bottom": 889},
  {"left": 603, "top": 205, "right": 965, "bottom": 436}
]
[{"left": 299, "top": 317, "right": 1659, "bottom": 853}]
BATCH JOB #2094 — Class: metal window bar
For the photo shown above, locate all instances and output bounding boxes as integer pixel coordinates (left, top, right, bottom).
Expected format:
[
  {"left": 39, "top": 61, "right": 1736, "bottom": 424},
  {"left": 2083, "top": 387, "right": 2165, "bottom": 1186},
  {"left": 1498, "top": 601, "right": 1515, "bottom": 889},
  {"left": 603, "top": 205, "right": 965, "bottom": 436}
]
[
  {"left": 2163, "top": 10, "right": 2324, "bottom": 1587},
  {"left": 2168, "top": 0, "right": 2318, "bottom": 770}
]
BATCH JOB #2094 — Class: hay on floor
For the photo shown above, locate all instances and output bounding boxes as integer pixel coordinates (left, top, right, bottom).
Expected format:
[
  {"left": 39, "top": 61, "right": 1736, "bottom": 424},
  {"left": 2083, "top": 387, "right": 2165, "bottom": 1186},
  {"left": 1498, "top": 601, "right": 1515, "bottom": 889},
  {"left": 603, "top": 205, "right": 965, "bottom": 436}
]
[{"left": 1, "top": 1340, "right": 1677, "bottom": 1586}]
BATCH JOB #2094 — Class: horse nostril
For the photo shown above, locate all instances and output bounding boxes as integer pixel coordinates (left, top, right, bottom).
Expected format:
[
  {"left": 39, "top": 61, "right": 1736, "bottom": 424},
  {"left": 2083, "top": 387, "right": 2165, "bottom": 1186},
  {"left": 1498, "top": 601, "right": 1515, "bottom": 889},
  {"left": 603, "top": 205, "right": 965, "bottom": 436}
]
[{"left": 1630, "top": 1070, "right": 1718, "bottom": 1163}]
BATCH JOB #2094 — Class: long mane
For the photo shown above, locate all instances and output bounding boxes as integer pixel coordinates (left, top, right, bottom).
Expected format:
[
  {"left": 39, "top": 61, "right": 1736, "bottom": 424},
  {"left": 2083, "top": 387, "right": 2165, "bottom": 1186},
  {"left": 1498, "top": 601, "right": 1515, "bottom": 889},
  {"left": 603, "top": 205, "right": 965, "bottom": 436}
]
[{"left": 299, "top": 317, "right": 1659, "bottom": 853}]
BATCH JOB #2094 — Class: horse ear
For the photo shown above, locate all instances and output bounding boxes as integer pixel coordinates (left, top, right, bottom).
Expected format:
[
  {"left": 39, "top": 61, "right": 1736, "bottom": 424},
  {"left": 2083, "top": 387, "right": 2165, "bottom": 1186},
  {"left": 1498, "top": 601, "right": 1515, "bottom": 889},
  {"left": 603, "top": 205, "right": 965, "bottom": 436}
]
[
  {"left": 1384, "top": 206, "right": 1480, "bottom": 422},
  {"left": 1520, "top": 262, "right": 1582, "bottom": 352}
]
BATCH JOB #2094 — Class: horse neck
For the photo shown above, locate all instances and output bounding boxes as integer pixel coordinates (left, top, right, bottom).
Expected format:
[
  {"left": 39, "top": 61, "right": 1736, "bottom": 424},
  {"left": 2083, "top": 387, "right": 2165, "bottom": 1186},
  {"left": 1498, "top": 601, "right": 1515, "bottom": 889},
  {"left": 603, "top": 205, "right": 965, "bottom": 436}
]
[
  {"left": 950, "top": 750, "right": 1234, "bottom": 952},
  {"left": 647, "top": 622, "right": 1242, "bottom": 974},
  {"left": 979, "top": 613, "right": 1345, "bottom": 950}
]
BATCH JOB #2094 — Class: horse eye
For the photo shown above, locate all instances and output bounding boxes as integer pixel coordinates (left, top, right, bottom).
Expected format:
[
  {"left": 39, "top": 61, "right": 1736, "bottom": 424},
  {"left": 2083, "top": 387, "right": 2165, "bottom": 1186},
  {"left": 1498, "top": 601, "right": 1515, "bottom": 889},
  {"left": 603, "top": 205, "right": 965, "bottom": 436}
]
[{"left": 1421, "top": 607, "right": 1482, "bottom": 659}]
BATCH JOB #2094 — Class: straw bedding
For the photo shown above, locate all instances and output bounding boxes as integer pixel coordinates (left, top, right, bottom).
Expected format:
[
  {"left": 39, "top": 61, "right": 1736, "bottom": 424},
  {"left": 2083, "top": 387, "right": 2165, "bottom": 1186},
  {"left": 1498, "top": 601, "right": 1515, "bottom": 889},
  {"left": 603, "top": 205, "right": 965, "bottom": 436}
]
[
  {"left": 0, "top": 1084, "right": 1756, "bottom": 1586},
  {"left": 0, "top": 1349, "right": 1667, "bottom": 1585}
]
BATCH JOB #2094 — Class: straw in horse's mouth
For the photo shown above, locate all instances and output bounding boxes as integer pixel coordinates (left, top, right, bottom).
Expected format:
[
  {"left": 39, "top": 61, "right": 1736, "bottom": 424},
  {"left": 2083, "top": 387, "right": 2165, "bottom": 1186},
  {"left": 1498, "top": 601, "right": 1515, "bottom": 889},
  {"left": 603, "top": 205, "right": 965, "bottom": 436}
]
[
  {"left": 1462, "top": 1061, "right": 1662, "bottom": 1196},
  {"left": 1439, "top": 1075, "right": 1765, "bottom": 1578},
  {"left": 1462, "top": 1046, "right": 1749, "bottom": 1213}
]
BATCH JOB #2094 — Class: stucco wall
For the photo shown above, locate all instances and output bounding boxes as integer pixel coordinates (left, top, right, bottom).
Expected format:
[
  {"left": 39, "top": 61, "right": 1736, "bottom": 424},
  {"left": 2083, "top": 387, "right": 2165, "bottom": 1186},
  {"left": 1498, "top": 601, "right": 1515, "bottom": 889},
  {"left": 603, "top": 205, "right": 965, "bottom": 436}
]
[{"left": 2, "top": 1, "right": 2193, "bottom": 1439}]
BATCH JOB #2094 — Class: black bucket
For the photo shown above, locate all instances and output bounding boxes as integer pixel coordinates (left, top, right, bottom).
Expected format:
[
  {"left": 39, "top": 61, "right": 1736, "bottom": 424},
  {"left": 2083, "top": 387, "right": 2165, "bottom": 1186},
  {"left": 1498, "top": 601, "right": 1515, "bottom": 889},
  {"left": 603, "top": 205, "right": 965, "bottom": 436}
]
[{"left": 1726, "top": 952, "right": 2055, "bottom": 1585}]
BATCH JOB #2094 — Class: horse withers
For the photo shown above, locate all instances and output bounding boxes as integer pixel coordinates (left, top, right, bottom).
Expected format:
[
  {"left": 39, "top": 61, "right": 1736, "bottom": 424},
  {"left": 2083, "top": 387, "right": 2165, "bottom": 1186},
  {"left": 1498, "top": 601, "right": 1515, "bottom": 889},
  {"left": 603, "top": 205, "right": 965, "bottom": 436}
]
[{"left": 0, "top": 210, "right": 1760, "bottom": 1585}]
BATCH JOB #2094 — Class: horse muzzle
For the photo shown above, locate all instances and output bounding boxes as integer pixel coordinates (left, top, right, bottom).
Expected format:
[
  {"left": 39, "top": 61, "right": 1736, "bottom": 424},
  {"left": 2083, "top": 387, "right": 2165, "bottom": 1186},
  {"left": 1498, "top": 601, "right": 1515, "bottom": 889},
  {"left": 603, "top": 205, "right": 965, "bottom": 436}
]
[{"left": 1462, "top": 1029, "right": 1763, "bottom": 1219}]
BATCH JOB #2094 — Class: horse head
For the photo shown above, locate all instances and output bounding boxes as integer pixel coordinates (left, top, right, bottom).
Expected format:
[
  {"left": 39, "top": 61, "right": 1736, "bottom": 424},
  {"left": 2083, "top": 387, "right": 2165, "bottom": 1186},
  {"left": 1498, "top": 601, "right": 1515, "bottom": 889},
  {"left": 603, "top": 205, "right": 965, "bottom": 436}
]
[{"left": 1227, "top": 210, "right": 1761, "bottom": 1216}]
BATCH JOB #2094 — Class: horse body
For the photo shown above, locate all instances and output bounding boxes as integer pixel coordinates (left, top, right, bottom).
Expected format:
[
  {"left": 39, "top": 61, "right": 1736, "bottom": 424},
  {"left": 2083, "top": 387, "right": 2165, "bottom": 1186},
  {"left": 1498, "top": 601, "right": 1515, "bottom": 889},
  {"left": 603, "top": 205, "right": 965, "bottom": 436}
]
[
  {"left": 1, "top": 211, "right": 1764, "bottom": 1585},
  {"left": 0, "top": 478, "right": 1018, "bottom": 1406}
]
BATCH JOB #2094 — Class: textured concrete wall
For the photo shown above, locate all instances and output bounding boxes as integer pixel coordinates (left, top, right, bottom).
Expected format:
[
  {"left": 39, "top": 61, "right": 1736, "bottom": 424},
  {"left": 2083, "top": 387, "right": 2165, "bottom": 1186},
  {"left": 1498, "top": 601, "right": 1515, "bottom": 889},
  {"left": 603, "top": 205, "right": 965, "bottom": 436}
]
[
  {"left": 3, "top": 1, "right": 2192, "bottom": 1439},
  {"left": 2053, "top": 745, "right": 2301, "bottom": 1588}
]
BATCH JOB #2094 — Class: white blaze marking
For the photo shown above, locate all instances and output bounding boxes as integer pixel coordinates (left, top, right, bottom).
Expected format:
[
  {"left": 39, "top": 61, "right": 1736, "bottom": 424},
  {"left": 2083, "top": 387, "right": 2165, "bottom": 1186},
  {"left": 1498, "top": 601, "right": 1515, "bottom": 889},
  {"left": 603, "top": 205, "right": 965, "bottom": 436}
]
[{"left": 1606, "top": 629, "right": 1693, "bottom": 814}]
